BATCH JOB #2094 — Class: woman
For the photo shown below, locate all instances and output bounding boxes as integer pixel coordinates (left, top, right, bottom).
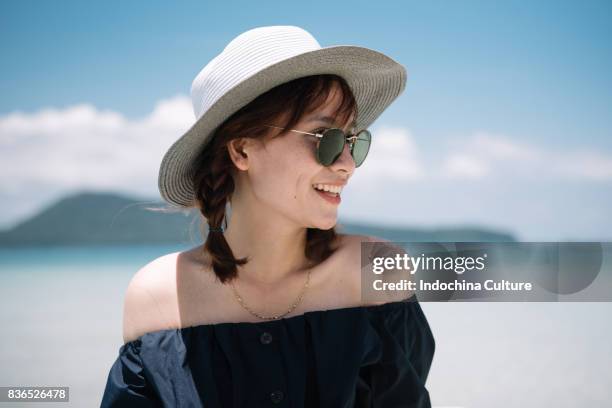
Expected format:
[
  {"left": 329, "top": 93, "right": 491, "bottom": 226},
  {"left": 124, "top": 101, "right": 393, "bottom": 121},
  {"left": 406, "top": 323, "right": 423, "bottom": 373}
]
[{"left": 101, "top": 25, "right": 435, "bottom": 407}]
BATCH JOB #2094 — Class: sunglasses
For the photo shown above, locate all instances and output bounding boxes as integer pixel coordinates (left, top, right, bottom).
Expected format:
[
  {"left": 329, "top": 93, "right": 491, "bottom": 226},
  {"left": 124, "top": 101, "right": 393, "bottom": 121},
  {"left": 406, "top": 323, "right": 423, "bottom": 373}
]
[{"left": 264, "top": 125, "right": 372, "bottom": 167}]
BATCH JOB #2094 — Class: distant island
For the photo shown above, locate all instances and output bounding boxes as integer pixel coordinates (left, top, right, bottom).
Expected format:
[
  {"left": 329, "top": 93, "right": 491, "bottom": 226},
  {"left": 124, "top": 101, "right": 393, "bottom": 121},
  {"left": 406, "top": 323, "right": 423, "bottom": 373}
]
[{"left": 0, "top": 192, "right": 517, "bottom": 247}]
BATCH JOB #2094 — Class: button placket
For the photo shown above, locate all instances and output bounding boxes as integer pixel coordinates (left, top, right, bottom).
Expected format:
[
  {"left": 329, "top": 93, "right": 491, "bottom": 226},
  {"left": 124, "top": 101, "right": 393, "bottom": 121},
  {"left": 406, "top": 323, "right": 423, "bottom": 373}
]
[{"left": 254, "top": 326, "right": 287, "bottom": 406}]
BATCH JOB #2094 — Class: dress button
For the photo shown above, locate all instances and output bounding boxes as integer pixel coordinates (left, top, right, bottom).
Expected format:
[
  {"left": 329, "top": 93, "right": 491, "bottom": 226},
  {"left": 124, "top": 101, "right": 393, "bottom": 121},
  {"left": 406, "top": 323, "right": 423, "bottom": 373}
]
[
  {"left": 260, "top": 331, "right": 273, "bottom": 344},
  {"left": 270, "top": 390, "right": 284, "bottom": 404}
]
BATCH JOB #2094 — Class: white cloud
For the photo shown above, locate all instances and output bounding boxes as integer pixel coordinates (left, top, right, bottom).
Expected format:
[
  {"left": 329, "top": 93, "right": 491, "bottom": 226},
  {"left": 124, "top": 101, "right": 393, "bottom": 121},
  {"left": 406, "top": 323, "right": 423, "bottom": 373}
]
[
  {"left": 357, "top": 125, "right": 425, "bottom": 181},
  {"left": 438, "top": 130, "right": 612, "bottom": 182},
  {"left": 441, "top": 154, "right": 489, "bottom": 180},
  {"left": 549, "top": 150, "right": 612, "bottom": 181},
  {"left": 470, "top": 131, "right": 540, "bottom": 161},
  {"left": 0, "top": 95, "right": 193, "bottom": 198}
]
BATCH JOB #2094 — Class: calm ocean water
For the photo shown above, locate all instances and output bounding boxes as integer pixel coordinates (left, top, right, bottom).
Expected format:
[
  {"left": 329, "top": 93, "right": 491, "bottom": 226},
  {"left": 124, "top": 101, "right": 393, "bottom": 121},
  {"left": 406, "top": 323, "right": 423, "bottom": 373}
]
[{"left": 0, "top": 245, "right": 610, "bottom": 407}]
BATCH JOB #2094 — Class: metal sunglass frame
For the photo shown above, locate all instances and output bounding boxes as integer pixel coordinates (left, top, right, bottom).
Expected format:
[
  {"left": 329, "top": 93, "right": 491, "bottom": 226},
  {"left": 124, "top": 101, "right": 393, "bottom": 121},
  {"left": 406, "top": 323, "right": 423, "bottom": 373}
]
[
  {"left": 263, "top": 125, "right": 369, "bottom": 147},
  {"left": 264, "top": 124, "right": 371, "bottom": 167}
]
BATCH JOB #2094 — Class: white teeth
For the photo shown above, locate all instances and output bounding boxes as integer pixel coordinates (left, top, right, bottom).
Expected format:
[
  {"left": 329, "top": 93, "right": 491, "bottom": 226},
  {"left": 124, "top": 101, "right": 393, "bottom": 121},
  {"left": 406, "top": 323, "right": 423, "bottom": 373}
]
[{"left": 313, "top": 183, "right": 343, "bottom": 194}]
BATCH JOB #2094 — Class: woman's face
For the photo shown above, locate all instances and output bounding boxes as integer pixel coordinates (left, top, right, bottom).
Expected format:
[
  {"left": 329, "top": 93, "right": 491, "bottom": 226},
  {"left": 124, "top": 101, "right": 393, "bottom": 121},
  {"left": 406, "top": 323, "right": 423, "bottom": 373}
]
[{"left": 238, "top": 84, "right": 356, "bottom": 230}]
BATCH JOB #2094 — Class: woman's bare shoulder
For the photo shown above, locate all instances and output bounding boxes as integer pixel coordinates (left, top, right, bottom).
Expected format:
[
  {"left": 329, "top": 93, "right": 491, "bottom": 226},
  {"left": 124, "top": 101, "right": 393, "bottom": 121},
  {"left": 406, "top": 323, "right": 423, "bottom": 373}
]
[
  {"left": 335, "top": 232, "right": 411, "bottom": 306},
  {"left": 335, "top": 232, "right": 392, "bottom": 256},
  {"left": 122, "top": 252, "right": 182, "bottom": 344}
]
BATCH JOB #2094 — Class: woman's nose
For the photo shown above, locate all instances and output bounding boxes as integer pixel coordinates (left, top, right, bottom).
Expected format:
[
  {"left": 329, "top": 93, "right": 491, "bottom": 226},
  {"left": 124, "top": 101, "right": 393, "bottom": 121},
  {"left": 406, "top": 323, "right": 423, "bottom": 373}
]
[{"left": 331, "top": 141, "right": 356, "bottom": 174}]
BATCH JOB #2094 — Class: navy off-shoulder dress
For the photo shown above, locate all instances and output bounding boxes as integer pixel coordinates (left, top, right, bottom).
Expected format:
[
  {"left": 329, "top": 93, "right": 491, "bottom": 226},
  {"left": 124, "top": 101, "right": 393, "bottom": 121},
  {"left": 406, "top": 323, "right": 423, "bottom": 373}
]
[{"left": 100, "top": 295, "right": 435, "bottom": 407}]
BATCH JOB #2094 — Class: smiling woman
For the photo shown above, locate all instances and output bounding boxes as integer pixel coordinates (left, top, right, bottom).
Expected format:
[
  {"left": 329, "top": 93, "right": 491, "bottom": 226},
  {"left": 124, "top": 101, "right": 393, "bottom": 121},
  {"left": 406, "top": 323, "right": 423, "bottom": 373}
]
[{"left": 101, "top": 25, "right": 435, "bottom": 408}]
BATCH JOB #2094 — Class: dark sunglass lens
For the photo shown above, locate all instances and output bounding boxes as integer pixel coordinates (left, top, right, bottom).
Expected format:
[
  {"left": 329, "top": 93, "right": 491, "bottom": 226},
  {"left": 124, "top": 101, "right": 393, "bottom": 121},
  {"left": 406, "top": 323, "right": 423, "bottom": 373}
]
[
  {"left": 317, "top": 129, "right": 345, "bottom": 166},
  {"left": 351, "top": 130, "right": 371, "bottom": 167}
]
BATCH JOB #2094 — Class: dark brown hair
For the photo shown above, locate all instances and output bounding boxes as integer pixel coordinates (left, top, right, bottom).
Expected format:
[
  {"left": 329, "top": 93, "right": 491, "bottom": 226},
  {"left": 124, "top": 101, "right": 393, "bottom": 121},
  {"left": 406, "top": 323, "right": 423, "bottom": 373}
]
[{"left": 191, "top": 74, "right": 357, "bottom": 284}]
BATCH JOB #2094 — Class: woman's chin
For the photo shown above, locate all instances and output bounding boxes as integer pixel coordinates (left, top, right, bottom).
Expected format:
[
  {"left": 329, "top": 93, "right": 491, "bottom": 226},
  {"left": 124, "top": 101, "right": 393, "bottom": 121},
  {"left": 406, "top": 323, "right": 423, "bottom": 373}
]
[{"left": 310, "top": 216, "right": 338, "bottom": 230}]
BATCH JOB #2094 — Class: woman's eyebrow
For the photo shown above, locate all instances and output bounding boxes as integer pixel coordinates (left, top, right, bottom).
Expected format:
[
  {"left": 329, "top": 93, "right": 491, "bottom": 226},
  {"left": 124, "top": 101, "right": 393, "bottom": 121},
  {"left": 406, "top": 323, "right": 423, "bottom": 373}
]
[
  {"left": 308, "top": 115, "right": 336, "bottom": 125},
  {"left": 309, "top": 114, "right": 357, "bottom": 129}
]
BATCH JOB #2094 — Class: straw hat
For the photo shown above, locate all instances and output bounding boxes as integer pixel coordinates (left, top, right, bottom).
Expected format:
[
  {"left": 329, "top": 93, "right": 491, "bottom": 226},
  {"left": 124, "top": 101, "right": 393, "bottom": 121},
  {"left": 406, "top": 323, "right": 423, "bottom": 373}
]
[{"left": 158, "top": 25, "right": 407, "bottom": 208}]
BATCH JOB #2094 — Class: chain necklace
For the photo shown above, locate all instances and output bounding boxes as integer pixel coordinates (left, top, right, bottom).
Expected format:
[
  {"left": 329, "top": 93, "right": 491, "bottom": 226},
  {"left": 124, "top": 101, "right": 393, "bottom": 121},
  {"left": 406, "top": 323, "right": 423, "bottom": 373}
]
[{"left": 230, "top": 269, "right": 311, "bottom": 320}]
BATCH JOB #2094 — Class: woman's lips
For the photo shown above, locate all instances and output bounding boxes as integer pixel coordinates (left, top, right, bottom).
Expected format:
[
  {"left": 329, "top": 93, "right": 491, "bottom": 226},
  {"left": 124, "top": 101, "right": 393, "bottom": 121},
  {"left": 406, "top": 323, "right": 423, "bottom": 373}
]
[{"left": 314, "top": 188, "right": 341, "bottom": 205}]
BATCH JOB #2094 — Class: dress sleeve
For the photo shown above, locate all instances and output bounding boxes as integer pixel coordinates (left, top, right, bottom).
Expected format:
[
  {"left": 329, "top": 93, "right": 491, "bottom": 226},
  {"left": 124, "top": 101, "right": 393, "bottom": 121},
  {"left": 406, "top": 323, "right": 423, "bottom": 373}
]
[
  {"left": 100, "top": 339, "right": 162, "bottom": 407},
  {"left": 360, "top": 298, "right": 436, "bottom": 408}
]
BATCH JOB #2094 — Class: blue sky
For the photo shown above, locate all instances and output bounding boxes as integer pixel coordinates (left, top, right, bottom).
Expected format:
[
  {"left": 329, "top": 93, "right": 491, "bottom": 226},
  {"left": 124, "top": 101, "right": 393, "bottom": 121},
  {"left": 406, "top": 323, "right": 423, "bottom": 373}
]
[{"left": 1, "top": 0, "right": 611, "bottom": 240}]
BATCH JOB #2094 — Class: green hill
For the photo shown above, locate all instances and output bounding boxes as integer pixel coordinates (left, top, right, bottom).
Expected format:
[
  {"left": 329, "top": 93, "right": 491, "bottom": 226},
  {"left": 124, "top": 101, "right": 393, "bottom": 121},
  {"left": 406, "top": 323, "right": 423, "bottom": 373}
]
[{"left": 0, "top": 191, "right": 516, "bottom": 247}]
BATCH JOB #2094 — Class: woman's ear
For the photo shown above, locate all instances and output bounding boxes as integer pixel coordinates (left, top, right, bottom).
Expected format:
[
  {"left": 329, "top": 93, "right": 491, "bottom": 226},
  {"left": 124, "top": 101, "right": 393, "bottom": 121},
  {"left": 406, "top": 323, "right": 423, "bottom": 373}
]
[{"left": 227, "top": 138, "right": 251, "bottom": 170}]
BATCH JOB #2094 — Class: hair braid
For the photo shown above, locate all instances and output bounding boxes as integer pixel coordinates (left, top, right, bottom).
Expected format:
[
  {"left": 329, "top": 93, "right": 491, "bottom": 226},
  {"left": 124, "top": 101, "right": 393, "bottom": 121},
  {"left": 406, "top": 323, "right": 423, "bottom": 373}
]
[{"left": 193, "top": 141, "right": 248, "bottom": 284}]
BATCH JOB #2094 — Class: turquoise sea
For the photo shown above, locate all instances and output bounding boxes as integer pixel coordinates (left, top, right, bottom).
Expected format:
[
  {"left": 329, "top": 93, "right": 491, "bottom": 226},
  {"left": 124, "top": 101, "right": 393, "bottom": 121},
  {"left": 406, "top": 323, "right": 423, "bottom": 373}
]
[{"left": 1, "top": 245, "right": 611, "bottom": 407}]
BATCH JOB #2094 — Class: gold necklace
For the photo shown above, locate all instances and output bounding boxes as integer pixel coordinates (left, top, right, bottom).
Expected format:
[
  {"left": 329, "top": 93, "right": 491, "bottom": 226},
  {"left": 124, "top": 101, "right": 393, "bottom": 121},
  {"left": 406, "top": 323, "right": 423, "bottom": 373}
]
[{"left": 230, "top": 269, "right": 311, "bottom": 320}]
